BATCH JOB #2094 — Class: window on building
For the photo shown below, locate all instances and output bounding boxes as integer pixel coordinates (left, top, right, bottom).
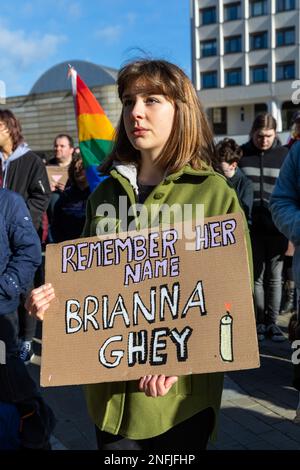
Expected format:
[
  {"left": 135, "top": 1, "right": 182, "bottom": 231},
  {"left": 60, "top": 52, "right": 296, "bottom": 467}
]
[
  {"left": 276, "top": 62, "right": 295, "bottom": 80},
  {"left": 250, "top": 0, "right": 268, "bottom": 16},
  {"left": 224, "top": 2, "right": 241, "bottom": 21},
  {"left": 201, "top": 7, "right": 217, "bottom": 25},
  {"left": 254, "top": 103, "right": 268, "bottom": 116},
  {"left": 282, "top": 101, "right": 300, "bottom": 130},
  {"left": 276, "top": 0, "right": 295, "bottom": 12},
  {"left": 276, "top": 27, "right": 295, "bottom": 47},
  {"left": 208, "top": 107, "right": 227, "bottom": 135},
  {"left": 224, "top": 35, "right": 242, "bottom": 54},
  {"left": 250, "top": 65, "right": 268, "bottom": 83},
  {"left": 201, "top": 71, "right": 218, "bottom": 89},
  {"left": 201, "top": 39, "right": 217, "bottom": 57},
  {"left": 250, "top": 31, "right": 268, "bottom": 49},
  {"left": 225, "top": 68, "right": 242, "bottom": 86}
]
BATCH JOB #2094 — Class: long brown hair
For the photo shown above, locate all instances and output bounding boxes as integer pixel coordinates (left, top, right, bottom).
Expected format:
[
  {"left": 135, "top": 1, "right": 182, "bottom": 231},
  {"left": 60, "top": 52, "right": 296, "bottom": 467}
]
[
  {"left": 100, "top": 59, "right": 216, "bottom": 173},
  {"left": 0, "top": 109, "right": 24, "bottom": 151}
]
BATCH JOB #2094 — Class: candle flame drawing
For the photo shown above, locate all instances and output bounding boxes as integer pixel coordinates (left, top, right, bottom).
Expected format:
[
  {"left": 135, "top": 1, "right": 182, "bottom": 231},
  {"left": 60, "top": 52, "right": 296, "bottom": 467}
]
[{"left": 220, "top": 303, "right": 233, "bottom": 362}]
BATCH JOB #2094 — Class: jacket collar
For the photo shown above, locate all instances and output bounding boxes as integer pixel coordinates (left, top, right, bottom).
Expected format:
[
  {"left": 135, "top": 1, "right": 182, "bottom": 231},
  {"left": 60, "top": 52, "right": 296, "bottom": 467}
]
[
  {"left": 110, "top": 161, "right": 216, "bottom": 194},
  {"left": 243, "top": 138, "right": 281, "bottom": 155},
  {"left": 0, "top": 143, "right": 31, "bottom": 188},
  {"left": 112, "top": 162, "right": 139, "bottom": 194}
]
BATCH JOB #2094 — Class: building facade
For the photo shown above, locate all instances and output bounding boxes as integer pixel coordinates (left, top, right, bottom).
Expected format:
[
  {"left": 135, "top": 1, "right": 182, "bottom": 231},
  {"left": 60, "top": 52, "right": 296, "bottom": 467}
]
[
  {"left": 191, "top": 0, "right": 300, "bottom": 140},
  {"left": 1, "top": 60, "right": 122, "bottom": 157}
]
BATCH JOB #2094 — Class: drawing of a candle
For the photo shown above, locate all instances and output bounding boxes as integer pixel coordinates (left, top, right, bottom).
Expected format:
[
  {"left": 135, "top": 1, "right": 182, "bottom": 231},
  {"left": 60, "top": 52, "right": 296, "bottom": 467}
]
[{"left": 220, "top": 303, "right": 233, "bottom": 362}]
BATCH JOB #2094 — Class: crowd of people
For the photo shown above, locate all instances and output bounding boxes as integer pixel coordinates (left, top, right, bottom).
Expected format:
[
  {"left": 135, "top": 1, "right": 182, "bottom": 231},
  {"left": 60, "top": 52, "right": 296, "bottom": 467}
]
[{"left": 0, "top": 58, "right": 300, "bottom": 450}]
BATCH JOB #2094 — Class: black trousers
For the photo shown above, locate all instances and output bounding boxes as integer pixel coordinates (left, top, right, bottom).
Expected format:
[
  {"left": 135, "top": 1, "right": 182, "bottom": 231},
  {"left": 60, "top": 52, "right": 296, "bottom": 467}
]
[
  {"left": 95, "top": 407, "right": 214, "bottom": 451},
  {"left": 0, "top": 310, "right": 19, "bottom": 356}
]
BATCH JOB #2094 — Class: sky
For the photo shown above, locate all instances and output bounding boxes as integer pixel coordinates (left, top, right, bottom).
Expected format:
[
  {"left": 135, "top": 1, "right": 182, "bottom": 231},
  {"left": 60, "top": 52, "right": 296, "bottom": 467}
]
[{"left": 0, "top": 0, "right": 191, "bottom": 97}]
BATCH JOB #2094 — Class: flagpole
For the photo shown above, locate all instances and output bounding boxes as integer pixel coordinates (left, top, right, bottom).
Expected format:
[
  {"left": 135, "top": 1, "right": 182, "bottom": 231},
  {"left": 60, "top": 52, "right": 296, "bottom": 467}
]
[{"left": 67, "top": 64, "right": 78, "bottom": 134}]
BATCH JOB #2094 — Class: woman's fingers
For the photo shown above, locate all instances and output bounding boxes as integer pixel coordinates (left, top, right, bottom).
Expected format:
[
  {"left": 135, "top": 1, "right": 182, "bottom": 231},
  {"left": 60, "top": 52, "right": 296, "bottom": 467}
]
[
  {"left": 139, "top": 374, "right": 178, "bottom": 397},
  {"left": 33, "top": 294, "right": 55, "bottom": 320},
  {"left": 143, "top": 375, "right": 153, "bottom": 396},
  {"left": 33, "top": 283, "right": 54, "bottom": 298},
  {"left": 147, "top": 375, "right": 158, "bottom": 397},
  {"left": 26, "top": 283, "right": 54, "bottom": 306},
  {"left": 25, "top": 283, "right": 55, "bottom": 320},
  {"left": 156, "top": 374, "right": 167, "bottom": 396},
  {"left": 33, "top": 303, "right": 48, "bottom": 321},
  {"left": 155, "top": 375, "right": 178, "bottom": 396},
  {"left": 138, "top": 375, "right": 147, "bottom": 391},
  {"left": 164, "top": 376, "right": 178, "bottom": 391},
  {"left": 138, "top": 375, "right": 153, "bottom": 394}
]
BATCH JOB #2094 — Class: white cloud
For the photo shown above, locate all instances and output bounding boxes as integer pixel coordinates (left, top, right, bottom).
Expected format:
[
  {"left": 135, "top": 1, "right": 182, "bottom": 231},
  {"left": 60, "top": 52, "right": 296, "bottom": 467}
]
[
  {"left": 0, "top": 22, "right": 67, "bottom": 95},
  {"left": 0, "top": 24, "right": 66, "bottom": 69},
  {"left": 95, "top": 26, "right": 122, "bottom": 44}
]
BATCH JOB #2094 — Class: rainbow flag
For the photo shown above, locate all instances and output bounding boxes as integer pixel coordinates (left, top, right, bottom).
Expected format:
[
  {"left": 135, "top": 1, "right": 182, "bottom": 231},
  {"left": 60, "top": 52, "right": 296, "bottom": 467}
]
[{"left": 69, "top": 65, "right": 115, "bottom": 191}]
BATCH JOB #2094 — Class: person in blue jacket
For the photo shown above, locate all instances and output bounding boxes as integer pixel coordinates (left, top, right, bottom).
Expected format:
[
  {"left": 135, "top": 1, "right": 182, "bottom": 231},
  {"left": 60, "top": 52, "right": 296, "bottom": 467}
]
[
  {"left": 0, "top": 189, "right": 42, "bottom": 315},
  {"left": 270, "top": 141, "right": 300, "bottom": 393},
  {"left": 0, "top": 188, "right": 55, "bottom": 449}
]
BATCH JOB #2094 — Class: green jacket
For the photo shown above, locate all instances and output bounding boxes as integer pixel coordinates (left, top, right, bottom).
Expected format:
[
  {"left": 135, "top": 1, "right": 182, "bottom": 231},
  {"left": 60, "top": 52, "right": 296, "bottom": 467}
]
[{"left": 82, "top": 163, "right": 252, "bottom": 440}]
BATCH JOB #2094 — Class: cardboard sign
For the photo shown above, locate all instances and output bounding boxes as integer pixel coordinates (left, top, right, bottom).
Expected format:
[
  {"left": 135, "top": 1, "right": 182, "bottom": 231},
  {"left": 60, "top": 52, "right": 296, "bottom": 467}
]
[
  {"left": 46, "top": 165, "right": 69, "bottom": 188},
  {"left": 42, "top": 212, "right": 259, "bottom": 386}
]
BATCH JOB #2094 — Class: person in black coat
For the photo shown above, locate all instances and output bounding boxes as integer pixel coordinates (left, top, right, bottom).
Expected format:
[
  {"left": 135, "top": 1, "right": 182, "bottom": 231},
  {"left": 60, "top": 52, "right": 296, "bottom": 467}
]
[
  {"left": 216, "top": 138, "right": 253, "bottom": 225},
  {"left": 0, "top": 109, "right": 51, "bottom": 363},
  {"left": 239, "top": 113, "right": 288, "bottom": 342}
]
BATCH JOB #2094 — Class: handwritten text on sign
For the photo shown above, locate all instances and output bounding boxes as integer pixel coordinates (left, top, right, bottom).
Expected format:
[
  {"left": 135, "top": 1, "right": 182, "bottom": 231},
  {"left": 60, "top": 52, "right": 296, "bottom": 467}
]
[{"left": 42, "top": 213, "right": 259, "bottom": 386}]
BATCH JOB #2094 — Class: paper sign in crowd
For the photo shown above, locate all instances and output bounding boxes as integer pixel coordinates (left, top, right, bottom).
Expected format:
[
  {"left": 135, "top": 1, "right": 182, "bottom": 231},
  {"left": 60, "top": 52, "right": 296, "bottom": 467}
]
[
  {"left": 42, "top": 212, "right": 259, "bottom": 386},
  {"left": 46, "top": 165, "right": 69, "bottom": 188}
]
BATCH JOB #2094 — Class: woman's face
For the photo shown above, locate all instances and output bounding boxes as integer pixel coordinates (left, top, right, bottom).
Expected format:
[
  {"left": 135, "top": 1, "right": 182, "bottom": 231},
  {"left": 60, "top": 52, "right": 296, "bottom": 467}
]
[{"left": 122, "top": 82, "right": 175, "bottom": 161}]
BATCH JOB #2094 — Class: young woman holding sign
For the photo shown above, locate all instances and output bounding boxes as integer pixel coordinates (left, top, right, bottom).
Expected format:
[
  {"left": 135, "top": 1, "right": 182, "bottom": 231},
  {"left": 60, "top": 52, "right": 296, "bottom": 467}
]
[{"left": 26, "top": 59, "right": 251, "bottom": 450}]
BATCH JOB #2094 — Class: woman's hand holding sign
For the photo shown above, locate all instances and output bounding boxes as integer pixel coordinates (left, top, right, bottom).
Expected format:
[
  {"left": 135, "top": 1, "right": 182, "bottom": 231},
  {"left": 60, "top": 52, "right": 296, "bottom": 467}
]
[
  {"left": 25, "top": 283, "right": 55, "bottom": 321},
  {"left": 26, "top": 283, "right": 178, "bottom": 398},
  {"left": 139, "top": 374, "right": 178, "bottom": 397}
]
